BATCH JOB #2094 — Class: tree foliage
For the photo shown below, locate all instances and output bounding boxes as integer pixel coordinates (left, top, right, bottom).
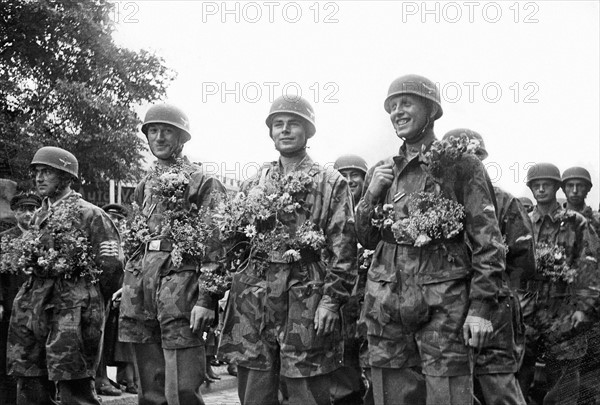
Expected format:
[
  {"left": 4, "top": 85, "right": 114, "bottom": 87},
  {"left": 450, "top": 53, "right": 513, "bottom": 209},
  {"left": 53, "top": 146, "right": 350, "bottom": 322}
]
[{"left": 0, "top": 0, "right": 175, "bottom": 186}]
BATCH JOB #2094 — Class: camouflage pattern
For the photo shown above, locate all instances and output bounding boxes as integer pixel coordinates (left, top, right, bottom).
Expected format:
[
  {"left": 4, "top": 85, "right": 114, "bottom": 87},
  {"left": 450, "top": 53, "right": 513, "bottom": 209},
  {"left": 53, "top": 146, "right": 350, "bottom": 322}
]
[
  {"left": 356, "top": 139, "right": 505, "bottom": 375},
  {"left": 219, "top": 155, "right": 357, "bottom": 378},
  {"left": 564, "top": 203, "right": 600, "bottom": 405},
  {"left": 475, "top": 187, "right": 535, "bottom": 375},
  {"left": 0, "top": 226, "right": 27, "bottom": 402},
  {"left": 528, "top": 202, "right": 600, "bottom": 361},
  {"left": 341, "top": 243, "right": 370, "bottom": 369},
  {"left": 119, "top": 157, "right": 226, "bottom": 349},
  {"left": 577, "top": 204, "right": 600, "bottom": 237},
  {"left": 7, "top": 191, "right": 123, "bottom": 381},
  {"left": 0, "top": 226, "right": 28, "bottom": 316}
]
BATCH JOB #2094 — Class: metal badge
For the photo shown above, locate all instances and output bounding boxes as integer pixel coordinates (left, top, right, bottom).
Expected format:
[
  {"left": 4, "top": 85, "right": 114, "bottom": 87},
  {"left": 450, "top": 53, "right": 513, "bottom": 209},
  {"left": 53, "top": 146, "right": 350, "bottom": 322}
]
[
  {"left": 393, "top": 192, "right": 406, "bottom": 203},
  {"left": 148, "top": 240, "right": 161, "bottom": 251}
]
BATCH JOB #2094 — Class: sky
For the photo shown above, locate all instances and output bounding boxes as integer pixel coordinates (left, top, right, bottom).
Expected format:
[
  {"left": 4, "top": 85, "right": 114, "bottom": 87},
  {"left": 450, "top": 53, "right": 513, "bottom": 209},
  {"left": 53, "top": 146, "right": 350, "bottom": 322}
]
[{"left": 111, "top": 0, "right": 600, "bottom": 209}]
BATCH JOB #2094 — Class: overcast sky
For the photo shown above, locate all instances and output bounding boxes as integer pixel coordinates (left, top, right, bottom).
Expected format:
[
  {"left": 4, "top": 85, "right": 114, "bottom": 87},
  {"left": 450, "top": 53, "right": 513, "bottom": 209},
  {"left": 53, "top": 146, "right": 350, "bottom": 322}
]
[{"left": 112, "top": 0, "right": 600, "bottom": 209}]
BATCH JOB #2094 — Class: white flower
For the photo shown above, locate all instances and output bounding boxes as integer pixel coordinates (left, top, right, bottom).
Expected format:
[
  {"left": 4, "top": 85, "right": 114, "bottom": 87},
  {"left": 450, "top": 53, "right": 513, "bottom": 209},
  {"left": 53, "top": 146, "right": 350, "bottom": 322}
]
[
  {"left": 283, "top": 249, "right": 301, "bottom": 262},
  {"left": 414, "top": 234, "right": 432, "bottom": 247},
  {"left": 244, "top": 225, "right": 257, "bottom": 238}
]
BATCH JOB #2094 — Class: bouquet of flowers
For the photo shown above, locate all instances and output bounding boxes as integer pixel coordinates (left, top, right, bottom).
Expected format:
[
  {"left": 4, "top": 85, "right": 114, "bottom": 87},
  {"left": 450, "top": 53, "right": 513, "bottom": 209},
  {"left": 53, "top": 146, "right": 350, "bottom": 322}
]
[
  {"left": 213, "top": 170, "right": 326, "bottom": 276},
  {"left": 150, "top": 159, "right": 191, "bottom": 207},
  {"left": 422, "top": 133, "right": 482, "bottom": 180},
  {"left": 359, "top": 248, "right": 374, "bottom": 271},
  {"left": 0, "top": 198, "right": 101, "bottom": 282},
  {"left": 124, "top": 159, "right": 218, "bottom": 269},
  {"left": 373, "top": 192, "right": 465, "bottom": 247},
  {"left": 535, "top": 242, "right": 577, "bottom": 284},
  {"left": 121, "top": 202, "right": 152, "bottom": 258}
]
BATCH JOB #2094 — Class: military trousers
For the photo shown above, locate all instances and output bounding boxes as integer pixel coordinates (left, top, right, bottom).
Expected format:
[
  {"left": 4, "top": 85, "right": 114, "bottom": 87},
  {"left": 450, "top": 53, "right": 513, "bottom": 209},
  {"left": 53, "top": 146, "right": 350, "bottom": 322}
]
[
  {"left": 371, "top": 366, "right": 425, "bottom": 405},
  {"left": 543, "top": 357, "right": 581, "bottom": 405},
  {"left": 8, "top": 277, "right": 105, "bottom": 381},
  {"left": 237, "top": 365, "right": 345, "bottom": 405},
  {"left": 329, "top": 364, "right": 364, "bottom": 405},
  {"left": 474, "top": 373, "right": 526, "bottom": 405},
  {"left": 219, "top": 262, "right": 344, "bottom": 378},
  {"left": 577, "top": 325, "right": 600, "bottom": 405},
  {"left": 132, "top": 342, "right": 206, "bottom": 405},
  {"left": 15, "top": 376, "right": 100, "bottom": 405}
]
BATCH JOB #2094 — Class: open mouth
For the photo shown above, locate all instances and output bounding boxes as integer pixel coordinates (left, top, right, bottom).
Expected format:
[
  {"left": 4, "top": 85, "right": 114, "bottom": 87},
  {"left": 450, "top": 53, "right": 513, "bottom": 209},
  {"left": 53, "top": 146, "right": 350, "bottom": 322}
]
[{"left": 395, "top": 118, "right": 410, "bottom": 127}]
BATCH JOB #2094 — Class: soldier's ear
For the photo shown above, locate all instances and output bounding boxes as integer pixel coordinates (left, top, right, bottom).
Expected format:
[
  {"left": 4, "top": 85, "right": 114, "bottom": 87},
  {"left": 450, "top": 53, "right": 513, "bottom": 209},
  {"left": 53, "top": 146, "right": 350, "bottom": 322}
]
[{"left": 428, "top": 104, "right": 439, "bottom": 120}]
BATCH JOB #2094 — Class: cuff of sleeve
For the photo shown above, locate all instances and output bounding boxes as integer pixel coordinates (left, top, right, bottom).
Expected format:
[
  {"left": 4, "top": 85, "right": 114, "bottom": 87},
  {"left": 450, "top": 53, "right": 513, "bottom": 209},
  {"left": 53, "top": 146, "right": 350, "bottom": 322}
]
[
  {"left": 317, "top": 295, "right": 340, "bottom": 313},
  {"left": 196, "top": 293, "right": 216, "bottom": 310},
  {"left": 468, "top": 300, "right": 492, "bottom": 320},
  {"left": 362, "top": 190, "right": 379, "bottom": 209}
]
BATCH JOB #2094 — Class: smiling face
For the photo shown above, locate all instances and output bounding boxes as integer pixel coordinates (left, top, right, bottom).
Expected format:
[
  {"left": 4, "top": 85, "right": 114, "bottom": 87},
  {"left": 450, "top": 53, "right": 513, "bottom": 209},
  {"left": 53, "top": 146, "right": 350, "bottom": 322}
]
[
  {"left": 529, "top": 179, "right": 560, "bottom": 205},
  {"left": 147, "top": 123, "right": 183, "bottom": 160},
  {"left": 388, "top": 94, "right": 432, "bottom": 142},
  {"left": 339, "top": 168, "right": 366, "bottom": 204},
  {"left": 271, "top": 113, "right": 308, "bottom": 156}
]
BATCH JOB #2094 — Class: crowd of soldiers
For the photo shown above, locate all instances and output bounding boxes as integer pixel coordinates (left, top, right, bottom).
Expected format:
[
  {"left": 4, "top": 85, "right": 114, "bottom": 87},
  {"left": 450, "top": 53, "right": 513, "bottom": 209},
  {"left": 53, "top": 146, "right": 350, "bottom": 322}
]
[{"left": 0, "top": 73, "right": 599, "bottom": 405}]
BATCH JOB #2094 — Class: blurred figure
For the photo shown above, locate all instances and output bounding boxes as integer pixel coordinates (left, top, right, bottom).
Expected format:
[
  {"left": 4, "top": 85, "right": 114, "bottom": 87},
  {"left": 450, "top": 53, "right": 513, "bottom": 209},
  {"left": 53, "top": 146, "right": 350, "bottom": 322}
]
[
  {"left": 525, "top": 163, "right": 600, "bottom": 405},
  {"left": 519, "top": 197, "right": 534, "bottom": 214},
  {"left": 0, "top": 192, "right": 41, "bottom": 405},
  {"left": 334, "top": 154, "right": 371, "bottom": 405},
  {"left": 560, "top": 167, "right": 600, "bottom": 405},
  {"left": 443, "top": 129, "right": 531, "bottom": 405}
]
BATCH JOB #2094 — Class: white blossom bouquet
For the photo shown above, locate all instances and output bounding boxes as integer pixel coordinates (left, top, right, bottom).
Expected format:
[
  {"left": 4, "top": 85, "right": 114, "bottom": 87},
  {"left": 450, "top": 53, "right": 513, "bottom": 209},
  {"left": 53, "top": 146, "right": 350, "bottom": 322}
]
[
  {"left": 213, "top": 170, "right": 326, "bottom": 276},
  {"left": 535, "top": 242, "right": 577, "bottom": 284},
  {"left": 0, "top": 198, "right": 101, "bottom": 282},
  {"left": 374, "top": 192, "right": 465, "bottom": 247}
]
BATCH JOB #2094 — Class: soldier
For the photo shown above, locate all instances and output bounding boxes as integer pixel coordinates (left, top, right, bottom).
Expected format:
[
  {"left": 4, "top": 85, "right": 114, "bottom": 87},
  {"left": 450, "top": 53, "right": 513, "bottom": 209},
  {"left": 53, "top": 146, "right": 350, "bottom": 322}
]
[
  {"left": 525, "top": 163, "right": 600, "bottom": 405},
  {"left": 7, "top": 146, "right": 123, "bottom": 404},
  {"left": 443, "top": 129, "right": 533, "bottom": 405},
  {"left": 219, "top": 96, "right": 357, "bottom": 405},
  {"left": 118, "top": 104, "right": 226, "bottom": 405},
  {"left": 335, "top": 154, "right": 368, "bottom": 207},
  {"left": 356, "top": 75, "right": 505, "bottom": 405},
  {"left": 559, "top": 167, "right": 600, "bottom": 405},
  {"left": 519, "top": 197, "right": 535, "bottom": 214},
  {"left": 0, "top": 192, "right": 41, "bottom": 404},
  {"left": 562, "top": 167, "right": 600, "bottom": 235},
  {"left": 334, "top": 154, "right": 370, "bottom": 404}
]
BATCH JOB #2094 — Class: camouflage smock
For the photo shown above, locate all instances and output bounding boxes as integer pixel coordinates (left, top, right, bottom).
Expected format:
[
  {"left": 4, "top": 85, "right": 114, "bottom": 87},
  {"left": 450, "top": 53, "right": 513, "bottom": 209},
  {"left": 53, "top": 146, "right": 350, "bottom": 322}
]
[
  {"left": 218, "top": 155, "right": 357, "bottom": 378},
  {"left": 8, "top": 191, "right": 123, "bottom": 381},
  {"left": 1, "top": 226, "right": 28, "bottom": 378},
  {"left": 119, "top": 157, "right": 226, "bottom": 349},
  {"left": 528, "top": 202, "right": 600, "bottom": 361},
  {"left": 475, "top": 187, "right": 535, "bottom": 375},
  {"left": 356, "top": 139, "right": 505, "bottom": 376}
]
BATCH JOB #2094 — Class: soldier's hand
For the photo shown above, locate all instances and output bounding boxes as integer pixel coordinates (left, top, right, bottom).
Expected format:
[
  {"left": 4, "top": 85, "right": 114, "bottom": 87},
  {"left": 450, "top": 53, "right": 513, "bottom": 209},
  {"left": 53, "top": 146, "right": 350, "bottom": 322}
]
[
  {"left": 111, "top": 288, "right": 123, "bottom": 306},
  {"left": 314, "top": 306, "right": 339, "bottom": 337},
  {"left": 463, "top": 315, "right": 493, "bottom": 350},
  {"left": 367, "top": 163, "right": 394, "bottom": 198},
  {"left": 571, "top": 310, "right": 587, "bottom": 329},
  {"left": 190, "top": 305, "right": 215, "bottom": 335}
]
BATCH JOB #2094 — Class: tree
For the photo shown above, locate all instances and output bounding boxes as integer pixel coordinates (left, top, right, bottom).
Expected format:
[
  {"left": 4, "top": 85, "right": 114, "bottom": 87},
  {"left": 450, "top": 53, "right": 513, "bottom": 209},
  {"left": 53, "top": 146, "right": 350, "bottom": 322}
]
[{"left": 0, "top": 0, "right": 175, "bottom": 186}]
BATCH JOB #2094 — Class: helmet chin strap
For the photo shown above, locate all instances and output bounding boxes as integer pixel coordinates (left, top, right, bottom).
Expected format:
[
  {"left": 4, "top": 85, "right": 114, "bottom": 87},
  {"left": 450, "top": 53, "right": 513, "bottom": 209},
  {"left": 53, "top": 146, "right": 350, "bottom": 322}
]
[{"left": 398, "top": 116, "right": 431, "bottom": 144}]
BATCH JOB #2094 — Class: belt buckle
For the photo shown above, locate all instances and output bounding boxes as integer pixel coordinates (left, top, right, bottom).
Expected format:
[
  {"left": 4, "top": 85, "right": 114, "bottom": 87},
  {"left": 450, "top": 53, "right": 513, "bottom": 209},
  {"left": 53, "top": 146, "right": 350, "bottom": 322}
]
[{"left": 148, "top": 240, "right": 161, "bottom": 251}]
